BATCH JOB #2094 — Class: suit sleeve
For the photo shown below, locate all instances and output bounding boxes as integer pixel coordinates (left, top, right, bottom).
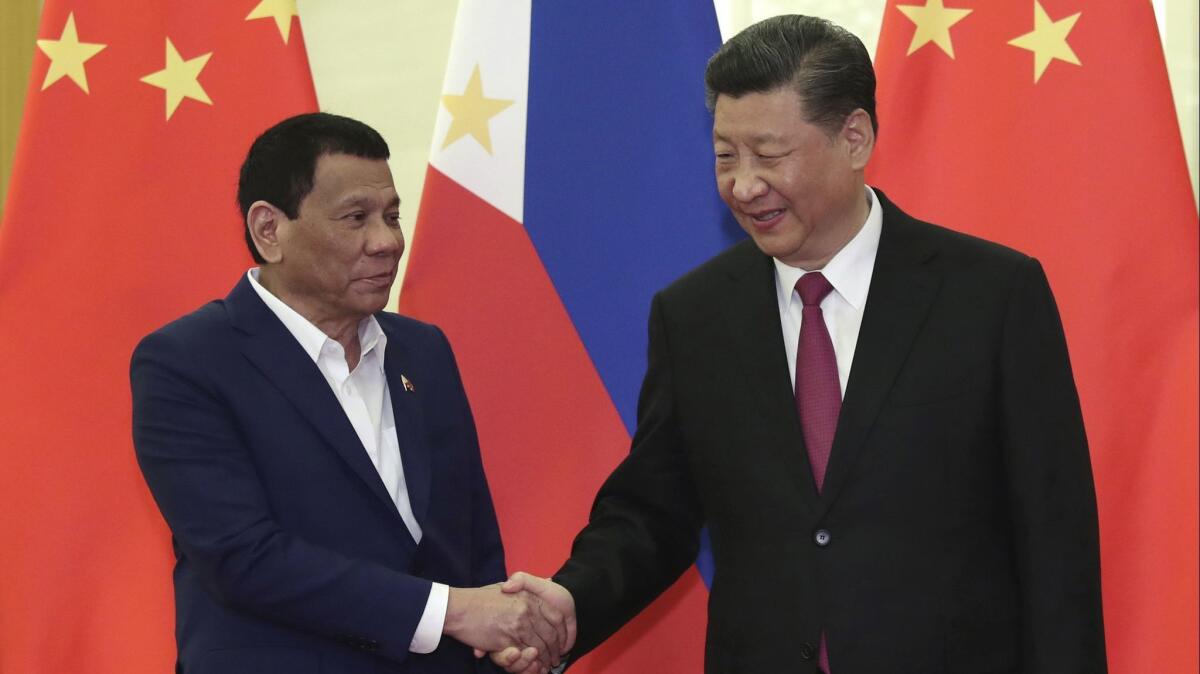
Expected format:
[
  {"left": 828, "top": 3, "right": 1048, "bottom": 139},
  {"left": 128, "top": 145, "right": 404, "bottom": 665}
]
[
  {"left": 554, "top": 292, "right": 703, "bottom": 658},
  {"left": 999, "top": 257, "right": 1107, "bottom": 672},
  {"left": 131, "top": 329, "right": 430, "bottom": 665}
]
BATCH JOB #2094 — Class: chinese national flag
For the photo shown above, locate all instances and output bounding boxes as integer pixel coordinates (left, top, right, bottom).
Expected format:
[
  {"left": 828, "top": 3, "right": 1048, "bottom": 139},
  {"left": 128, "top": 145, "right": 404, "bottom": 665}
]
[
  {"left": 870, "top": 1, "right": 1198, "bottom": 671},
  {"left": 0, "top": 2, "right": 316, "bottom": 671}
]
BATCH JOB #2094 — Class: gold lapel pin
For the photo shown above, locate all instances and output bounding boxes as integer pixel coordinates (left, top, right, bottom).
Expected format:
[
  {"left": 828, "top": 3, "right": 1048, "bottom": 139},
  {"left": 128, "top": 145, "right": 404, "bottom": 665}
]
[{"left": 401, "top": 374, "right": 415, "bottom": 393}]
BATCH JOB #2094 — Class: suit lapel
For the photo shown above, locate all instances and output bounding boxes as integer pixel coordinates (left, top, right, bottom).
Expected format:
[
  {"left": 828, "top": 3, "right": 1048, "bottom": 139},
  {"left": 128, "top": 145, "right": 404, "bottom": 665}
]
[
  {"left": 816, "top": 195, "right": 941, "bottom": 519},
  {"left": 382, "top": 327, "right": 432, "bottom": 532},
  {"left": 721, "top": 245, "right": 821, "bottom": 513},
  {"left": 225, "top": 277, "right": 409, "bottom": 530}
]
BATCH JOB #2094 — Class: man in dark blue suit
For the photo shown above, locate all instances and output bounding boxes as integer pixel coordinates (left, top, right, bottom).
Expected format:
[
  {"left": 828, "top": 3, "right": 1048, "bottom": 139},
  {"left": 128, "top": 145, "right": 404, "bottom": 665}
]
[{"left": 132, "top": 113, "right": 570, "bottom": 673}]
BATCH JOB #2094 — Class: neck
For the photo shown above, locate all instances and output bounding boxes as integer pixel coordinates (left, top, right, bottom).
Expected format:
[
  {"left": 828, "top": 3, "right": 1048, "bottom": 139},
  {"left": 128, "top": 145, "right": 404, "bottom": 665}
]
[{"left": 258, "top": 267, "right": 363, "bottom": 368}]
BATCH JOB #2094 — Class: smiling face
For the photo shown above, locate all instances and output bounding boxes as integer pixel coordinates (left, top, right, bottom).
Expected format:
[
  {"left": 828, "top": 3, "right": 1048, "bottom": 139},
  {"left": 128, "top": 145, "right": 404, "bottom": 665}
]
[
  {"left": 258, "top": 152, "right": 404, "bottom": 328},
  {"left": 713, "top": 86, "right": 872, "bottom": 270}
]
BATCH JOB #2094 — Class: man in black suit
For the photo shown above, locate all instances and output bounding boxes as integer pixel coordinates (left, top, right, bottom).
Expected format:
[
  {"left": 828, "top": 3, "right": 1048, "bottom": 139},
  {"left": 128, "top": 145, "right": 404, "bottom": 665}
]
[{"left": 493, "top": 14, "right": 1106, "bottom": 674}]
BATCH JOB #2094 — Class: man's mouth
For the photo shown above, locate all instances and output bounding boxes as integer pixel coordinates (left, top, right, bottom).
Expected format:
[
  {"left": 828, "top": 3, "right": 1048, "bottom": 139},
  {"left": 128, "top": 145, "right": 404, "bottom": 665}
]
[
  {"left": 747, "top": 208, "right": 785, "bottom": 228},
  {"left": 356, "top": 271, "right": 395, "bottom": 288}
]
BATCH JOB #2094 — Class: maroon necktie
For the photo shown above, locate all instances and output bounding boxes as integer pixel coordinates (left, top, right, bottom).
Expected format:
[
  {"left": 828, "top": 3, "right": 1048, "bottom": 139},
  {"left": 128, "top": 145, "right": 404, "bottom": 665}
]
[
  {"left": 794, "top": 272, "right": 839, "bottom": 674},
  {"left": 795, "top": 272, "right": 840, "bottom": 491}
]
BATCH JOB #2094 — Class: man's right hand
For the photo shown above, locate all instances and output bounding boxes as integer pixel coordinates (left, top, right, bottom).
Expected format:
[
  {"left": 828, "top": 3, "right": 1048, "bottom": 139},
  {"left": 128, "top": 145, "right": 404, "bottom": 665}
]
[
  {"left": 486, "top": 573, "right": 577, "bottom": 674},
  {"left": 444, "top": 583, "right": 569, "bottom": 670}
]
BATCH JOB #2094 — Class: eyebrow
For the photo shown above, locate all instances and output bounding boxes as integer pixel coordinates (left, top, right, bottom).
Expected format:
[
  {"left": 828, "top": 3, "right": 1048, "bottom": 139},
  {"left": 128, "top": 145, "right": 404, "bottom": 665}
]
[
  {"left": 336, "top": 193, "right": 402, "bottom": 209},
  {"left": 712, "top": 130, "right": 787, "bottom": 145}
]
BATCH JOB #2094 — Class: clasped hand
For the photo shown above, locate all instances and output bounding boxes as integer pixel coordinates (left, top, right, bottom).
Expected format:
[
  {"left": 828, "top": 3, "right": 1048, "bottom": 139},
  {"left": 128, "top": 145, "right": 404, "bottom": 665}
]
[{"left": 445, "top": 572, "right": 576, "bottom": 674}]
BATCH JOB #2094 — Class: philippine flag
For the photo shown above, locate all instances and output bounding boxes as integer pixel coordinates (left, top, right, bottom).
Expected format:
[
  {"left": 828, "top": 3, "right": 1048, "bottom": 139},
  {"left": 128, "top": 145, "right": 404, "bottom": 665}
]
[{"left": 399, "top": 1, "right": 742, "bottom": 670}]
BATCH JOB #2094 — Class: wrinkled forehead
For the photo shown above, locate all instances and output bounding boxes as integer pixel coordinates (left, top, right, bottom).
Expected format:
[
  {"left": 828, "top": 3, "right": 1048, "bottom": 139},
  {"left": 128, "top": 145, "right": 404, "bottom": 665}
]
[
  {"left": 711, "top": 88, "right": 809, "bottom": 143},
  {"left": 308, "top": 153, "right": 398, "bottom": 202}
]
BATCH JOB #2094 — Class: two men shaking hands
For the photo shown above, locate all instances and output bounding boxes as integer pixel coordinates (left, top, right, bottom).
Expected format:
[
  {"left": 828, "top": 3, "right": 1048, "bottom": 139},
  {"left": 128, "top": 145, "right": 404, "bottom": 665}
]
[
  {"left": 447, "top": 574, "right": 574, "bottom": 672},
  {"left": 133, "top": 14, "right": 1105, "bottom": 674}
]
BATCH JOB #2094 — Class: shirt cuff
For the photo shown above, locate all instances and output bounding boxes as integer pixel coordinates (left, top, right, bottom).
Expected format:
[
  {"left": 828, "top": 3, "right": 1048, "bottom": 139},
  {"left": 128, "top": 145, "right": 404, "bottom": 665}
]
[{"left": 409, "top": 582, "right": 448, "bottom": 653}]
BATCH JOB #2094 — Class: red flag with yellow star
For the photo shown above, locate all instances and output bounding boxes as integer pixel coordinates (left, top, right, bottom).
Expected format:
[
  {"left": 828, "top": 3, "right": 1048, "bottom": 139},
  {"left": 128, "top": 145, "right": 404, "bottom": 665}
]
[
  {"left": 0, "top": 1, "right": 315, "bottom": 671},
  {"left": 869, "top": 0, "right": 1199, "bottom": 670}
]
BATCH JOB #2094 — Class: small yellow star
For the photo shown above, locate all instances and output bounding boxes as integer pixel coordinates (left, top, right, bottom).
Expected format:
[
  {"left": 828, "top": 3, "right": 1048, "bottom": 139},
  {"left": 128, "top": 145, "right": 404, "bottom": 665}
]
[
  {"left": 1008, "top": 1, "right": 1082, "bottom": 83},
  {"left": 140, "top": 38, "right": 213, "bottom": 120},
  {"left": 440, "top": 65, "right": 514, "bottom": 154},
  {"left": 36, "top": 12, "right": 107, "bottom": 93},
  {"left": 246, "top": 0, "right": 299, "bottom": 44},
  {"left": 896, "top": 0, "right": 973, "bottom": 58}
]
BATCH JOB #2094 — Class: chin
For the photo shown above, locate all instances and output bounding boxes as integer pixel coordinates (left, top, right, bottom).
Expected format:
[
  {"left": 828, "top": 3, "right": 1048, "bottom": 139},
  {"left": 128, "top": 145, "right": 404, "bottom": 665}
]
[
  {"left": 348, "top": 297, "right": 389, "bottom": 317},
  {"left": 747, "top": 234, "right": 792, "bottom": 261}
]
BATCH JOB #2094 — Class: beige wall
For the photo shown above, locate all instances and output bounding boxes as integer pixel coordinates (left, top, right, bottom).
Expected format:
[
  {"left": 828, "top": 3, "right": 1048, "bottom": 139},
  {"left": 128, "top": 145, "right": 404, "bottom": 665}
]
[
  {"left": 0, "top": 0, "right": 40, "bottom": 222},
  {"left": 297, "top": 0, "right": 459, "bottom": 299}
]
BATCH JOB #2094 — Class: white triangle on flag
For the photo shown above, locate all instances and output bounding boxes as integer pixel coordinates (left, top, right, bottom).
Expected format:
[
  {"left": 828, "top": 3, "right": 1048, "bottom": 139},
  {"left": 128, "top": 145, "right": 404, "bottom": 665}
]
[{"left": 428, "top": 0, "right": 530, "bottom": 224}]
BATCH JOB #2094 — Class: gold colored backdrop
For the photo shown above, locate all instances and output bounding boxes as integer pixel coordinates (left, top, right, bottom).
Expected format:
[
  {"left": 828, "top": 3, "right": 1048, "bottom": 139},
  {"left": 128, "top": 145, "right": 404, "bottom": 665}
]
[{"left": 0, "top": 0, "right": 40, "bottom": 221}]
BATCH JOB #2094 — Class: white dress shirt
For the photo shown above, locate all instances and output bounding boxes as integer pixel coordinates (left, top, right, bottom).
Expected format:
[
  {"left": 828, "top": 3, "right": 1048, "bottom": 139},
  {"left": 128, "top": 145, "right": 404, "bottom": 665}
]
[
  {"left": 774, "top": 187, "right": 883, "bottom": 396},
  {"left": 248, "top": 269, "right": 447, "bottom": 654}
]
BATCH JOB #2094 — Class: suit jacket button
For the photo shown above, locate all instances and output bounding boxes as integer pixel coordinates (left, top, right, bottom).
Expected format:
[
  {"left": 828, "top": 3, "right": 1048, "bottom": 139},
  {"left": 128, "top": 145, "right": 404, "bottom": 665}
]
[
  {"left": 798, "top": 641, "right": 816, "bottom": 660},
  {"left": 814, "top": 528, "right": 832, "bottom": 547}
]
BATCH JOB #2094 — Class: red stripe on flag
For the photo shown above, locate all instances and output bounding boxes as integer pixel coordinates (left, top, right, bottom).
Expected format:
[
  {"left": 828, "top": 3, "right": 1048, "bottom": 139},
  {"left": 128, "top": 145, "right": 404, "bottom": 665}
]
[{"left": 401, "top": 166, "right": 706, "bottom": 672}]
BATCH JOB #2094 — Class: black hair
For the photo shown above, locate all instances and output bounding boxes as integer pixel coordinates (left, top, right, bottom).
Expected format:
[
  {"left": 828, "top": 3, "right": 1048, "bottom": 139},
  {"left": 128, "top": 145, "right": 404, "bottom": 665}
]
[
  {"left": 705, "top": 15, "right": 878, "bottom": 137},
  {"left": 237, "top": 112, "right": 390, "bottom": 263}
]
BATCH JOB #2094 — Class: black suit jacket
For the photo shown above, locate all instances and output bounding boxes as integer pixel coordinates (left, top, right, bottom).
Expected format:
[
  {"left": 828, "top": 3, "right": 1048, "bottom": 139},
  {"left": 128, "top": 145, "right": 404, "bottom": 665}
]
[
  {"left": 132, "top": 276, "right": 506, "bottom": 674},
  {"left": 555, "top": 191, "right": 1106, "bottom": 673}
]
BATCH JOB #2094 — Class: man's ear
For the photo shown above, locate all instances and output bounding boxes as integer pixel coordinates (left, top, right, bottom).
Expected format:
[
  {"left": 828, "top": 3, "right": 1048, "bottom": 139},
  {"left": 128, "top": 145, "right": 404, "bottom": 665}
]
[
  {"left": 842, "top": 108, "right": 875, "bottom": 171},
  {"left": 246, "top": 201, "right": 286, "bottom": 264}
]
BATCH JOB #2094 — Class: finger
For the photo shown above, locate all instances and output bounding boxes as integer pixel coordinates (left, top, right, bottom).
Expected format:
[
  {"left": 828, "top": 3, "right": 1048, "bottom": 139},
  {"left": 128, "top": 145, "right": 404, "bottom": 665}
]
[
  {"left": 565, "top": 611, "right": 578, "bottom": 654},
  {"left": 520, "top": 626, "right": 553, "bottom": 669},
  {"left": 502, "top": 571, "right": 530, "bottom": 594},
  {"left": 508, "top": 597, "right": 553, "bottom": 667},
  {"left": 474, "top": 648, "right": 485, "bottom": 659},
  {"left": 488, "top": 646, "right": 524, "bottom": 668},
  {"left": 536, "top": 600, "right": 567, "bottom": 655},
  {"left": 518, "top": 660, "right": 545, "bottom": 674},
  {"left": 507, "top": 572, "right": 550, "bottom": 595},
  {"left": 501, "top": 645, "right": 540, "bottom": 673},
  {"left": 527, "top": 607, "right": 562, "bottom": 664}
]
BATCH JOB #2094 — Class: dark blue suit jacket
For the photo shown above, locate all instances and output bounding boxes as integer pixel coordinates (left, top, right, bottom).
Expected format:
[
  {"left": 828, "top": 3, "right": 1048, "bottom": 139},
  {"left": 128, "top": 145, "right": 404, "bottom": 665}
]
[{"left": 132, "top": 276, "right": 505, "bottom": 673}]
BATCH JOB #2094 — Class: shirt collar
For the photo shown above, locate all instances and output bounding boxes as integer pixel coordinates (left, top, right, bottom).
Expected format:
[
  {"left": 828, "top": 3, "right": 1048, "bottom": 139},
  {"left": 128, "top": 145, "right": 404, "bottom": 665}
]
[
  {"left": 247, "top": 268, "right": 387, "bottom": 368},
  {"left": 773, "top": 186, "right": 883, "bottom": 311}
]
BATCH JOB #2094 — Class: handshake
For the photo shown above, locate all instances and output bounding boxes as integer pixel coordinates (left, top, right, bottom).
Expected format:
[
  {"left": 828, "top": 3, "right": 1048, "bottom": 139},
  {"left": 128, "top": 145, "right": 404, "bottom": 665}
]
[{"left": 445, "top": 572, "right": 576, "bottom": 674}]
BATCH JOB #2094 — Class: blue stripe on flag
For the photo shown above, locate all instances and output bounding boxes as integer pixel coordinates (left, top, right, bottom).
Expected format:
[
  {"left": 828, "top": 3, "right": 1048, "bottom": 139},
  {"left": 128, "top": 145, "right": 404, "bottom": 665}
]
[{"left": 524, "top": 3, "right": 743, "bottom": 435}]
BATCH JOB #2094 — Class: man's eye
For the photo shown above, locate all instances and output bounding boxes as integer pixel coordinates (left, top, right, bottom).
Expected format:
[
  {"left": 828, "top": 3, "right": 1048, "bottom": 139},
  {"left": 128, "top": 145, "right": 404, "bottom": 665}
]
[{"left": 386, "top": 214, "right": 402, "bottom": 227}]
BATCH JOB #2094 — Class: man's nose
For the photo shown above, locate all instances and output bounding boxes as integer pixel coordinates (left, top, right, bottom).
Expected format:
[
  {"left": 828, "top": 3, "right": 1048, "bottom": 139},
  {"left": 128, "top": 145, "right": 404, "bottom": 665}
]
[
  {"left": 365, "top": 217, "right": 404, "bottom": 256},
  {"left": 729, "top": 163, "right": 768, "bottom": 203}
]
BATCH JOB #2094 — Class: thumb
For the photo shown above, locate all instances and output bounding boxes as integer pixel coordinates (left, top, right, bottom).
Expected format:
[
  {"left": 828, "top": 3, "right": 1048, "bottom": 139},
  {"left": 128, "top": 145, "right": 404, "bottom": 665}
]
[{"left": 502, "top": 571, "right": 535, "bottom": 594}]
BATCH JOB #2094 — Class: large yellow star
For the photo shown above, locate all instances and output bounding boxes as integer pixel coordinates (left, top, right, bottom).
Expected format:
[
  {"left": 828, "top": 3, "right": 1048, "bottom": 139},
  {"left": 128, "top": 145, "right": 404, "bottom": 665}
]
[
  {"left": 36, "top": 12, "right": 107, "bottom": 93},
  {"left": 896, "top": 0, "right": 973, "bottom": 58},
  {"left": 140, "top": 38, "right": 213, "bottom": 120},
  {"left": 1008, "top": 1, "right": 1082, "bottom": 83},
  {"left": 246, "top": 0, "right": 299, "bottom": 44},
  {"left": 440, "top": 65, "right": 514, "bottom": 154}
]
